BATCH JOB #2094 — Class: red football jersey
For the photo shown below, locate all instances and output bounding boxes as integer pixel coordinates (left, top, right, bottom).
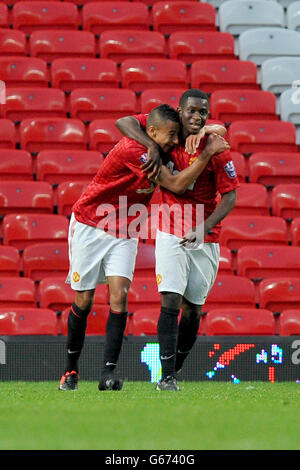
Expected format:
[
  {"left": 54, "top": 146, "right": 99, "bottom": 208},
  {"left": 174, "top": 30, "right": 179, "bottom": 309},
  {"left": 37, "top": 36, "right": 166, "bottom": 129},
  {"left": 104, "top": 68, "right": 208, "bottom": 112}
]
[
  {"left": 135, "top": 113, "right": 240, "bottom": 242},
  {"left": 72, "top": 137, "right": 156, "bottom": 238}
]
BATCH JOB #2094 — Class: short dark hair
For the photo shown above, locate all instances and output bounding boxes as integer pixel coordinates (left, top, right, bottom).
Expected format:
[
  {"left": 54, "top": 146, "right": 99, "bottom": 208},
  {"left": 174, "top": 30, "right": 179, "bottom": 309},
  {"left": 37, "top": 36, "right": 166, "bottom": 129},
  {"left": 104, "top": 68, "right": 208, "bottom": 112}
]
[
  {"left": 146, "top": 104, "right": 180, "bottom": 128},
  {"left": 179, "top": 89, "right": 209, "bottom": 107}
]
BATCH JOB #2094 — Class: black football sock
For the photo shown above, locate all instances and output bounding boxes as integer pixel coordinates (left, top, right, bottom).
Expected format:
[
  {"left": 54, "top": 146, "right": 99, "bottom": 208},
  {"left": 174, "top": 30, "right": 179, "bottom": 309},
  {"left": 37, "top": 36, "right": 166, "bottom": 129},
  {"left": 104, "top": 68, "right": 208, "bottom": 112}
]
[
  {"left": 157, "top": 306, "right": 180, "bottom": 379},
  {"left": 66, "top": 303, "right": 90, "bottom": 373},
  {"left": 175, "top": 310, "right": 201, "bottom": 372},
  {"left": 101, "top": 310, "right": 128, "bottom": 376}
]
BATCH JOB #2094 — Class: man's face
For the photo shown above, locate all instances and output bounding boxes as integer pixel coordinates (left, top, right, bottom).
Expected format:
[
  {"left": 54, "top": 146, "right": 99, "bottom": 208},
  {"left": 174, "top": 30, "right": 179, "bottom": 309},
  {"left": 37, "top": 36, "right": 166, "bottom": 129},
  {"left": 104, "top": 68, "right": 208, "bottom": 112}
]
[
  {"left": 178, "top": 97, "right": 209, "bottom": 137},
  {"left": 148, "top": 119, "right": 180, "bottom": 153}
]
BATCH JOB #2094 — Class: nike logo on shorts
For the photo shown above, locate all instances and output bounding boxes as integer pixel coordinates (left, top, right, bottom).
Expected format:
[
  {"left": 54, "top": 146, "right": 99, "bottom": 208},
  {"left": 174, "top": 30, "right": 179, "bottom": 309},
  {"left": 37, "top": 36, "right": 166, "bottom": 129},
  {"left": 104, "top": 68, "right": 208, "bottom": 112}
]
[{"left": 160, "top": 354, "right": 175, "bottom": 360}]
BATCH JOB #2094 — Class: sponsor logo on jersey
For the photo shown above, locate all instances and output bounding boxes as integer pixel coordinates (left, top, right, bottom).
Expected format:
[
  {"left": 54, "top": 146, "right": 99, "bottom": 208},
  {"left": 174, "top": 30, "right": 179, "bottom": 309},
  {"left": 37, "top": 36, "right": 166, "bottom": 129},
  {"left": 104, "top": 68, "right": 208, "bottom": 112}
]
[
  {"left": 73, "top": 272, "right": 80, "bottom": 282},
  {"left": 224, "top": 160, "right": 237, "bottom": 178},
  {"left": 156, "top": 274, "right": 162, "bottom": 285}
]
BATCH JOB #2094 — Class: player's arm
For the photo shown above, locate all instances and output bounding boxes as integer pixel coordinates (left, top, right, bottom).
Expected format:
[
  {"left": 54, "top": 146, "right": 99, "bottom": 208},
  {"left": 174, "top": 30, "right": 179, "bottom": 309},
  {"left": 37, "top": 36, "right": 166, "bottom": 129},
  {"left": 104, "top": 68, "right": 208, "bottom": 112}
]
[{"left": 185, "top": 124, "right": 227, "bottom": 155}]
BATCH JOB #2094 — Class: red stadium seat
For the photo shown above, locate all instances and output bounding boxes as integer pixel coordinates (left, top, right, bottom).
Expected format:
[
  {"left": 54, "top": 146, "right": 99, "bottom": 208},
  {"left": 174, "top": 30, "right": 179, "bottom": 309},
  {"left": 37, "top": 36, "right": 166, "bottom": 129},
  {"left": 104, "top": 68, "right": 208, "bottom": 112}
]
[
  {"left": 51, "top": 58, "right": 119, "bottom": 92},
  {"left": 203, "top": 275, "right": 256, "bottom": 312},
  {"left": 228, "top": 121, "right": 298, "bottom": 154},
  {"left": 0, "top": 149, "right": 33, "bottom": 180},
  {"left": 205, "top": 308, "right": 275, "bottom": 335},
  {"left": 0, "top": 3, "right": 8, "bottom": 28},
  {"left": 219, "top": 245, "right": 234, "bottom": 275},
  {"left": 229, "top": 151, "right": 247, "bottom": 183},
  {"left": 0, "top": 181, "right": 53, "bottom": 215},
  {"left": 69, "top": 88, "right": 137, "bottom": 121},
  {"left": 36, "top": 150, "right": 102, "bottom": 184},
  {"left": 278, "top": 310, "right": 300, "bottom": 336},
  {"left": 88, "top": 119, "right": 123, "bottom": 154},
  {"left": 152, "top": 1, "right": 216, "bottom": 34},
  {"left": 22, "top": 242, "right": 69, "bottom": 281},
  {"left": 0, "top": 28, "right": 27, "bottom": 56},
  {"left": 220, "top": 215, "right": 288, "bottom": 250},
  {"left": 190, "top": 59, "right": 259, "bottom": 93},
  {"left": 99, "top": 30, "right": 166, "bottom": 62},
  {"left": 0, "top": 119, "right": 17, "bottom": 148},
  {"left": 140, "top": 88, "right": 185, "bottom": 114},
  {"left": 0, "top": 246, "right": 21, "bottom": 276},
  {"left": 259, "top": 278, "right": 300, "bottom": 313},
  {"left": 132, "top": 308, "right": 160, "bottom": 336},
  {"left": 271, "top": 184, "right": 300, "bottom": 220},
  {"left": 210, "top": 90, "right": 278, "bottom": 123},
  {"left": 291, "top": 218, "right": 300, "bottom": 246},
  {"left": 169, "top": 32, "right": 236, "bottom": 64},
  {"left": 19, "top": 118, "right": 87, "bottom": 153},
  {"left": 230, "top": 183, "right": 270, "bottom": 216},
  {"left": 82, "top": 2, "right": 150, "bottom": 33},
  {"left": 4, "top": 87, "right": 66, "bottom": 121},
  {"left": 134, "top": 243, "right": 155, "bottom": 277},
  {"left": 38, "top": 277, "right": 109, "bottom": 311},
  {"left": 248, "top": 152, "right": 300, "bottom": 185},
  {"left": 237, "top": 245, "right": 300, "bottom": 280},
  {"left": 127, "top": 276, "right": 160, "bottom": 312},
  {"left": 121, "top": 58, "right": 188, "bottom": 92},
  {"left": 3, "top": 213, "right": 69, "bottom": 249},
  {"left": 0, "top": 307, "right": 58, "bottom": 335},
  {"left": 0, "top": 57, "right": 49, "bottom": 87},
  {"left": 0, "top": 277, "right": 36, "bottom": 307},
  {"left": 12, "top": 1, "right": 80, "bottom": 33},
  {"left": 56, "top": 181, "right": 88, "bottom": 217},
  {"left": 30, "top": 30, "right": 96, "bottom": 62}
]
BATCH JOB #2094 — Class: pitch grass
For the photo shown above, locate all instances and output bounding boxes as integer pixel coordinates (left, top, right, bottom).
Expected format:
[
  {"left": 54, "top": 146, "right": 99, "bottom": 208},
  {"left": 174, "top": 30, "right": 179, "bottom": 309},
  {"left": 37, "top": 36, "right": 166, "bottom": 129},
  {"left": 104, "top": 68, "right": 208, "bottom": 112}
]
[{"left": 0, "top": 381, "right": 300, "bottom": 450}]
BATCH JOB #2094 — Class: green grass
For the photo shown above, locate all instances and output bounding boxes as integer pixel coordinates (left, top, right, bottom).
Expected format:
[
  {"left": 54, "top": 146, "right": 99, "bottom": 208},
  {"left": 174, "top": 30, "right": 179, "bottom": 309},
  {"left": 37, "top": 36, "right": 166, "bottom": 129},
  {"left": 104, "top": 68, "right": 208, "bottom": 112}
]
[{"left": 0, "top": 381, "right": 300, "bottom": 450}]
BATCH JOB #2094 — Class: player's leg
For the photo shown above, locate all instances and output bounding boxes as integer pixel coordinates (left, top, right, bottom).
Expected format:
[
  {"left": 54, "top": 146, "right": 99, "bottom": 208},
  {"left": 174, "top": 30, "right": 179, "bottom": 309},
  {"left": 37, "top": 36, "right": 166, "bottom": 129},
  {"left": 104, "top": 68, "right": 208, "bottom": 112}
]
[{"left": 175, "top": 299, "right": 202, "bottom": 374}]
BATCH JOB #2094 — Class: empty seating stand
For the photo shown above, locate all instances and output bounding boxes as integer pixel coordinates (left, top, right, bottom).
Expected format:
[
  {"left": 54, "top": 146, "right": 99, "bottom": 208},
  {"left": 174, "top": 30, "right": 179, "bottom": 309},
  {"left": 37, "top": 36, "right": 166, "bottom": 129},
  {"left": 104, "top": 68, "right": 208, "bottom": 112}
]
[
  {"left": 203, "top": 275, "right": 256, "bottom": 312},
  {"left": 258, "top": 278, "right": 300, "bottom": 313},
  {"left": 56, "top": 181, "right": 88, "bottom": 217},
  {"left": 271, "top": 184, "right": 300, "bottom": 219},
  {"left": 0, "top": 57, "right": 49, "bottom": 88},
  {"left": 205, "top": 308, "right": 276, "bottom": 335},
  {"left": 0, "top": 149, "right": 33, "bottom": 181},
  {"left": 248, "top": 152, "right": 300, "bottom": 185},
  {"left": 0, "top": 181, "right": 54, "bottom": 215},
  {"left": 0, "top": 307, "right": 58, "bottom": 335}
]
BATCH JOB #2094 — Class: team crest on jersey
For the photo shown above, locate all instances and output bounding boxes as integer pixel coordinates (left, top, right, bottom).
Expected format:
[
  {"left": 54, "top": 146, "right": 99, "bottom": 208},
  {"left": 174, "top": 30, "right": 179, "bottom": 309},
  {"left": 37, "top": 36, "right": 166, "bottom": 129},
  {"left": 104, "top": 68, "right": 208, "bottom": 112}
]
[
  {"left": 156, "top": 274, "right": 162, "bottom": 285},
  {"left": 224, "top": 161, "right": 237, "bottom": 178},
  {"left": 73, "top": 272, "right": 80, "bottom": 283}
]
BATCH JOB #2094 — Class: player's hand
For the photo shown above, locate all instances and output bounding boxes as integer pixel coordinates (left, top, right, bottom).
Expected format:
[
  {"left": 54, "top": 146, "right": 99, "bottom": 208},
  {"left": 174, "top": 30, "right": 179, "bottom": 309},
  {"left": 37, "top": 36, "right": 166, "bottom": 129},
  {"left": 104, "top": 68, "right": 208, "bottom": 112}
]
[
  {"left": 141, "top": 144, "right": 162, "bottom": 179},
  {"left": 180, "top": 225, "right": 214, "bottom": 248},
  {"left": 185, "top": 128, "right": 206, "bottom": 155},
  {"left": 205, "top": 133, "right": 230, "bottom": 157}
]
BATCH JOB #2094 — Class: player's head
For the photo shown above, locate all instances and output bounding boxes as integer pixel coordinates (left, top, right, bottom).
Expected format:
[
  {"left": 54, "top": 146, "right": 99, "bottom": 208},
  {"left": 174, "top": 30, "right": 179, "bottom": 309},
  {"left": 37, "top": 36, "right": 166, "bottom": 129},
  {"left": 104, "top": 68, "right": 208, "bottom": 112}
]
[
  {"left": 146, "top": 104, "right": 180, "bottom": 153},
  {"left": 178, "top": 89, "right": 210, "bottom": 138}
]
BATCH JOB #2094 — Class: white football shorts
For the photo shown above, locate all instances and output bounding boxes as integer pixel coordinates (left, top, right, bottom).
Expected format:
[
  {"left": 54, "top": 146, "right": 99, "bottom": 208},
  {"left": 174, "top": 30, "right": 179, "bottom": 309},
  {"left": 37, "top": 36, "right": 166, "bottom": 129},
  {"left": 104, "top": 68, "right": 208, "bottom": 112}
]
[
  {"left": 66, "top": 213, "right": 139, "bottom": 291},
  {"left": 155, "top": 229, "right": 220, "bottom": 305}
]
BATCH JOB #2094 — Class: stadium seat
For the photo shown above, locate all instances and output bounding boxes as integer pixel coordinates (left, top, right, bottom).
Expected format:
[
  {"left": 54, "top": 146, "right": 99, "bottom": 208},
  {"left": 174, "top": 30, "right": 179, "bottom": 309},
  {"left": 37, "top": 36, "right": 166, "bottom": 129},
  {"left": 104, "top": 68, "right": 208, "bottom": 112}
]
[
  {"left": 88, "top": 119, "right": 124, "bottom": 154},
  {"left": 131, "top": 308, "right": 160, "bottom": 336},
  {"left": 203, "top": 275, "right": 256, "bottom": 312},
  {"left": 205, "top": 308, "right": 275, "bottom": 335},
  {"left": 51, "top": 58, "right": 119, "bottom": 92},
  {"left": 238, "top": 27, "right": 300, "bottom": 66},
  {"left": 219, "top": 215, "right": 288, "bottom": 249},
  {"left": 56, "top": 181, "right": 88, "bottom": 217},
  {"left": 258, "top": 278, "right": 300, "bottom": 313},
  {"left": 230, "top": 183, "right": 270, "bottom": 216},
  {"left": 36, "top": 150, "right": 102, "bottom": 184},
  {"left": 0, "top": 28, "right": 27, "bottom": 56},
  {"left": 228, "top": 121, "right": 298, "bottom": 154},
  {"left": 3, "top": 213, "right": 69, "bottom": 249},
  {"left": 219, "top": 245, "right": 234, "bottom": 274},
  {"left": 134, "top": 243, "right": 155, "bottom": 277},
  {"left": 4, "top": 88, "right": 66, "bottom": 121},
  {"left": 30, "top": 30, "right": 96, "bottom": 62},
  {"left": 287, "top": 1, "right": 300, "bottom": 31},
  {"left": 271, "top": 184, "right": 300, "bottom": 219},
  {"left": 0, "top": 149, "right": 33, "bottom": 180},
  {"left": 229, "top": 152, "right": 247, "bottom": 183},
  {"left": 210, "top": 90, "right": 278, "bottom": 123},
  {"left": 278, "top": 310, "right": 300, "bottom": 336},
  {"left": 279, "top": 88, "right": 300, "bottom": 142},
  {"left": 152, "top": 1, "right": 216, "bottom": 34},
  {"left": 19, "top": 118, "right": 87, "bottom": 153},
  {"left": 190, "top": 59, "right": 258, "bottom": 93},
  {"left": 219, "top": 0, "right": 284, "bottom": 35},
  {"left": 0, "top": 277, "right": 36, "bottom": 307},
  {"left": 169, "top": 32, "right": 236, "bottom": 64},
  {"left": 0, "top": 181, "right": 53, "bottom": 215},
  {"left": 291, "top": 217, "right": 300, "bottom": 246},
  {"left": 248, "top": 152, "right": 300, "bottom": 185},
  {"left": 69, "top": 88, "right": 137, "bottom": 121},
  {"left": 82, "top": 2, "right": 151, "bottom": 33},
  {"left": 99, "top": 30, "right": 166, "bottom": 62},
  {"left": 236, "top": 245, "right": 300, "bottom": 280},
  {"left": 0, "top": 3, "right": 8, "bottom": 28},
  {"left": 38, "top": 277, "right": 109, "bottom": 311},
  {"left": 22, "top": 242, "right": 69, "bottom": 281},
  {"left": 0, "top": 57, "right": 49, "bottom": 87},
  {"left": 0, "top": 120, "right": 17, "bottom": 149},
  {"left": 261, "top": 57, "right": 300, "bottom": 95},
  {"left": 140, "top": 88, "right": 185, "bottom": 114},
  {"left": 12, "top": 1, "right": 80, "bottom": 33},
  {"left": 127, "top": 276, "right": 160, "bottom": 313},
  {"left": 121, "top": 58, "right": 188, "bottom": 92},
  {"left": 0, "top": 246, "right": 21, "bottom": 276},
  {"left": 0, "top": 307, "right": 58, "bottom": 335}
]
